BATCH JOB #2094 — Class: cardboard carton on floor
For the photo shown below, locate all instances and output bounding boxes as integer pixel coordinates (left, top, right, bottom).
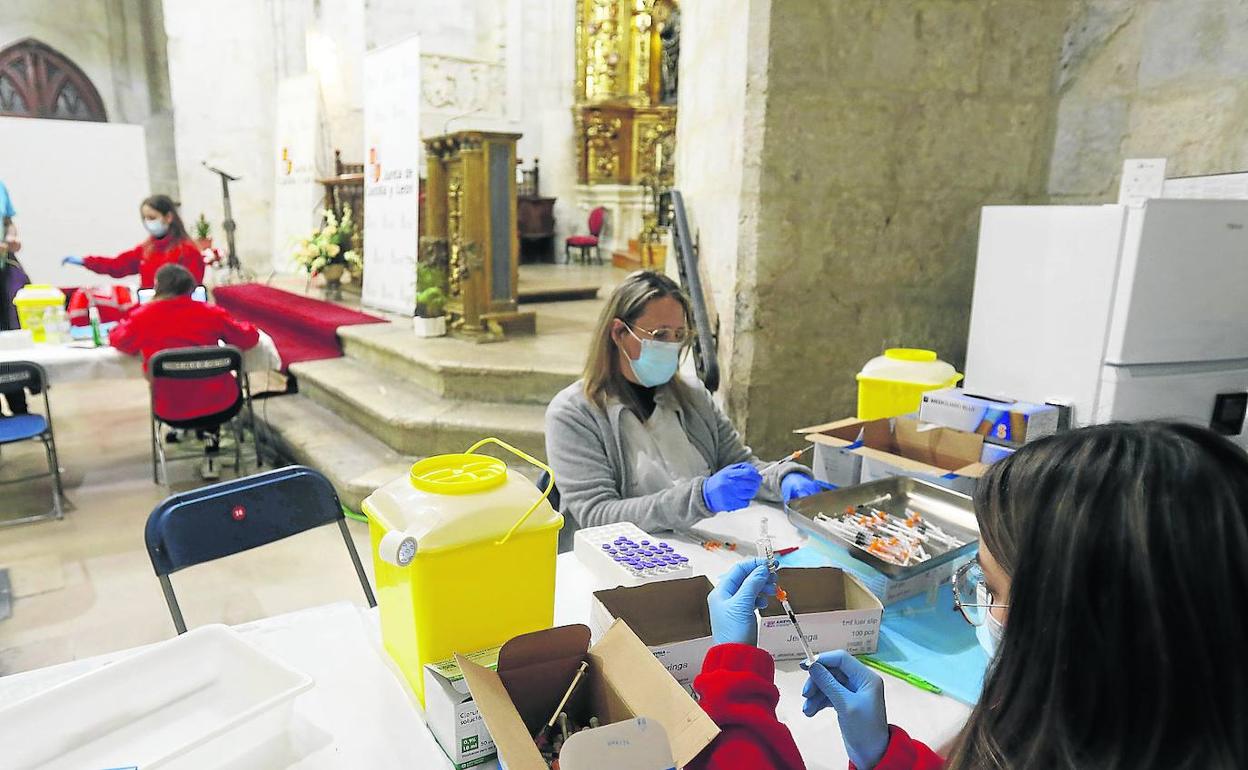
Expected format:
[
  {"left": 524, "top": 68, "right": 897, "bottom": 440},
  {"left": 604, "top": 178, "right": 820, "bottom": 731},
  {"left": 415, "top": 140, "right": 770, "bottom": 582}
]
[
  {"left": 918, "top": 388, "right": 1058, "bottom": 444},
  {"left": 756, "top": 567, "right": 883, "bottom": 660},
  {"left": 590, "top": 576, "right": 716, "bottom": 688},
  {"left": 423, "top": 648, "right": 500, "bottom": 769},
  {"left": 457, "top": 622, "right": 719, "bottom": 770},
  {"left": 802, "top": 415, "right": 988, "bottom": 495}
]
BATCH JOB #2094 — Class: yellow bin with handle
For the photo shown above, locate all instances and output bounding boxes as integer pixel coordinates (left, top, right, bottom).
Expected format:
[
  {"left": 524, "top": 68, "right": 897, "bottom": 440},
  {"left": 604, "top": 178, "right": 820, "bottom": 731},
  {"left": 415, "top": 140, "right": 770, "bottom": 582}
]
[
  {"left": 13, "top": 285, "right": 66, "bottom": 343},
  {"left": 856, "top": 348, "right": 963, "bottom": 420},
  {"left": 362, "top": 437, "right": 562, "bottom": 705}
]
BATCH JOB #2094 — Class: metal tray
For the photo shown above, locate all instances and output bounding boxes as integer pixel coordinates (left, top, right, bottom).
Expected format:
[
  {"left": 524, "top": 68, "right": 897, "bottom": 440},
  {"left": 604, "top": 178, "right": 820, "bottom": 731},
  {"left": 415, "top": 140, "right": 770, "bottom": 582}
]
[{"left": 787, "top": 476, "right": 980, "bottom": 579}]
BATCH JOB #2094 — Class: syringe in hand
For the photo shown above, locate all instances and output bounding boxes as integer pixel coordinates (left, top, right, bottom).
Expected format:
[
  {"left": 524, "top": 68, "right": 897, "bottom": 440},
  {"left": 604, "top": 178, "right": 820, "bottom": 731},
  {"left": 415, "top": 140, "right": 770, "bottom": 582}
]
[{"left": 757, "top": 519, "right": 817, "bottom": 666}]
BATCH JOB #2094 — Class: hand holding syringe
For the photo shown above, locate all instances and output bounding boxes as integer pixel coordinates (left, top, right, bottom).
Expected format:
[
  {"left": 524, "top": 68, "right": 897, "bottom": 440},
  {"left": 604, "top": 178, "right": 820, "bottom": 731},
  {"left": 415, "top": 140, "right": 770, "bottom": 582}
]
[{"left": 757, "top": 519, "right": 819, "bottom": 667}]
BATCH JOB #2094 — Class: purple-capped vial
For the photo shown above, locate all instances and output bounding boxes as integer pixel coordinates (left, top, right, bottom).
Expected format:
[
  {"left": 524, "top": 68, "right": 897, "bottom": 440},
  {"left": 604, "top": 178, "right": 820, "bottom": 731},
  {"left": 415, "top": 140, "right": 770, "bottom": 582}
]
[{"left": 640, "top": 540, "right": 650, "bottom": 545}]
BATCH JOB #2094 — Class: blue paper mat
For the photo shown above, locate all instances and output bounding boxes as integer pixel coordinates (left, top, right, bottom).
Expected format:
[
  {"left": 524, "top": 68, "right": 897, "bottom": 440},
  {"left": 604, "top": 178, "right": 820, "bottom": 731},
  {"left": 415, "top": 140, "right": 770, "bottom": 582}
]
[{"left": 779, "top": 542, "right": 988, "bottom": 705}]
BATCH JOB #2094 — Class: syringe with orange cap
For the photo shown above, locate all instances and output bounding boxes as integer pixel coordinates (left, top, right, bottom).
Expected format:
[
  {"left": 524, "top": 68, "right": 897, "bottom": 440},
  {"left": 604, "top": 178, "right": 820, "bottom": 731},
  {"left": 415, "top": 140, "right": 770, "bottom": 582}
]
[{"left": 757, "top": 519, "right": 818, "bottom": 666}]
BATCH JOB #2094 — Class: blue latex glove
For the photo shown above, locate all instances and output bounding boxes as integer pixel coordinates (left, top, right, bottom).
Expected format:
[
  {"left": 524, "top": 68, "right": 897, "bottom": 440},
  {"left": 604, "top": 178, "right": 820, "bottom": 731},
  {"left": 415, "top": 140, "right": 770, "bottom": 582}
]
[
  {"left": 702, "top": 462, "right": 762, "bottom": 512},
  {"left": 708, "top": 558, "right": 777, "bottom": 645},
  {"left": 61, "top": 256, "right": 83, "bottom": 267},
  {"left": 802, "top": 651, "right": 889, "bottom": 770},
  {"left": 781, "top": 473, "right": 834, "bottom": 502}
]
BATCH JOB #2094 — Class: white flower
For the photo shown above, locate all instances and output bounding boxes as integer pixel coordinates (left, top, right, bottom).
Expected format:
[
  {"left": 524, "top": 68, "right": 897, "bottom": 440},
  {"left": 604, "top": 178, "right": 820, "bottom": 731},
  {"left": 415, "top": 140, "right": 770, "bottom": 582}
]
[{"left": 327, "top": 243, "right": 340, "bottom": 257}]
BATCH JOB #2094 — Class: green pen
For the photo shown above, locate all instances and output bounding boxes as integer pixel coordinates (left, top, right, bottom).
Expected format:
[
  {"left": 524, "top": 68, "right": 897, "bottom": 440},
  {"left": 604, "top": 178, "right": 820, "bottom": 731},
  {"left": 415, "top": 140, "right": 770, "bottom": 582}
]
[{"left": 856, "top": 655, "right": 943, "bottom": 695}]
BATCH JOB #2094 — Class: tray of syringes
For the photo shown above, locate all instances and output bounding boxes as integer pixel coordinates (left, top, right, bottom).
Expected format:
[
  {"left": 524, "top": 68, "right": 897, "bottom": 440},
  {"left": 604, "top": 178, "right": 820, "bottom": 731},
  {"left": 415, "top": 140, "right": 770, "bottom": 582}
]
[{"left": 787, "top": 476, "right": 980, "bottom": 579}]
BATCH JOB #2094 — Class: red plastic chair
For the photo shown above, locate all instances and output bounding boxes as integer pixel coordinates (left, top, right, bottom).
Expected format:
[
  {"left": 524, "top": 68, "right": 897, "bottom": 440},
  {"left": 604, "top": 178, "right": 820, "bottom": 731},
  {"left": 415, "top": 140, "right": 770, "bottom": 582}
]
[{"left": 565, "top": 206, "right": 607, "bottom": 264}]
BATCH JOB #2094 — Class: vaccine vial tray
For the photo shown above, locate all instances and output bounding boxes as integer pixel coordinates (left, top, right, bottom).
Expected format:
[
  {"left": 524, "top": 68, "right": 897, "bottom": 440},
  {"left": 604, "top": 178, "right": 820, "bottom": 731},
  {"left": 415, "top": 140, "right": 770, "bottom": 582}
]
[{"left": 574, "top": 522, "right": 695, "bottom": 587}]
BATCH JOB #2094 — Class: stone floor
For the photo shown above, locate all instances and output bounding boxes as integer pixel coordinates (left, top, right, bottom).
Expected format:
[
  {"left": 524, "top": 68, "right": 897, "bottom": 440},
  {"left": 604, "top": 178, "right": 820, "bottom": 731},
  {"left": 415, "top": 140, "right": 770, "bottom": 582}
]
[{"left": 0, "top": 376, "right": 376, "bottom": 677}]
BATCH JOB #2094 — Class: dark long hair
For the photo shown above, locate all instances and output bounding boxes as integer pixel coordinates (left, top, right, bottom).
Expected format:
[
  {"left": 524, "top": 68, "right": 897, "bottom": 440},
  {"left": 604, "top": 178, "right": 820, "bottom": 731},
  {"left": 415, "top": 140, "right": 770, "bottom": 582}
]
[
  {"left": 583, "top": 270, "right": 693, "bottom": 415},
  {"left": 947, "top": 422, "right": 1248, "bottom": 769},
  {"left": 141, "top": 194, "right": 189, "bottom": 243}
]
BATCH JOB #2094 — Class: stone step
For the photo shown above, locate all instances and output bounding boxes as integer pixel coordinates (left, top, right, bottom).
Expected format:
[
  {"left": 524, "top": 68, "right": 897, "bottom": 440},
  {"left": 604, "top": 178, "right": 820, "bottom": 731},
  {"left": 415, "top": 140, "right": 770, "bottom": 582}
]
[
  {"left": 289, "top": 357, "right": 550, "bottom": 460},
  {"left": 256, "top": 393, "right": 415, "bottom": 512},
  {"left": 334, "top": 299, "right": 598, "bottom": 404}
]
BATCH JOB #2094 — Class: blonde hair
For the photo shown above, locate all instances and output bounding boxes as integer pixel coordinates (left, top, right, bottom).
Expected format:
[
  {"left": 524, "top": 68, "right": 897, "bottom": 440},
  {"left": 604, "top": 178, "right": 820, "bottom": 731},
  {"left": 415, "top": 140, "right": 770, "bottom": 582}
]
[{"left": 584, "top": 270, "right": 694, "bottom": 414}]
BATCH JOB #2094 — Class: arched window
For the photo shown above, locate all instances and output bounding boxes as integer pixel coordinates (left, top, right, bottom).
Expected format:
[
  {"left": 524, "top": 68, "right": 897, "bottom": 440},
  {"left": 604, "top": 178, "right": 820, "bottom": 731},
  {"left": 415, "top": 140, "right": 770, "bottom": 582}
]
[{"left": 0, "top": 38, "right": 107, "bottom": 122}]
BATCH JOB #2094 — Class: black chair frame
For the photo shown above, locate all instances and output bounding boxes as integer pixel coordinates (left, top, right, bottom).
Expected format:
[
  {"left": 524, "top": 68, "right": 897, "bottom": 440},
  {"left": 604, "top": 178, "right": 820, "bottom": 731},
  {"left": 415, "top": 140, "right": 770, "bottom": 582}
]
[
  {"left": 144, "top": 464, "right": 376, "bottom": 634},
  {"left": 148, "top": 345, "right": 262, "bottom": 486},
  {"left": 0, "top": 361, "right": 64, "bottom": 526}
]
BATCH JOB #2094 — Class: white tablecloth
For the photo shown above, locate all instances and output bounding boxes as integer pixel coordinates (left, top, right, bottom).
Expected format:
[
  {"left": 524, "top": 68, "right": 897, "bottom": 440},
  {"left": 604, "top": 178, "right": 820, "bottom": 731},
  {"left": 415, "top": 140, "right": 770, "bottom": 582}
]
[
  {"left": 0, "top": 330, "right": 282, "bottom": 384},
  {"left": 0, "top": 516, "right": 972, "bottom": 769}
]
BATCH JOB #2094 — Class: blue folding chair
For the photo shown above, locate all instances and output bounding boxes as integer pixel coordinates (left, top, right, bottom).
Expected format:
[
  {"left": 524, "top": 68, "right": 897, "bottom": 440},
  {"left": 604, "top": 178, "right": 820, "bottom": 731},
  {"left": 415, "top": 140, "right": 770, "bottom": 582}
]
[
  {"left": 144, "top": 464, "right": 376, "bottom": 634},
  {"left": 0, "top": 361, "right": 64, "bottom": 526}
]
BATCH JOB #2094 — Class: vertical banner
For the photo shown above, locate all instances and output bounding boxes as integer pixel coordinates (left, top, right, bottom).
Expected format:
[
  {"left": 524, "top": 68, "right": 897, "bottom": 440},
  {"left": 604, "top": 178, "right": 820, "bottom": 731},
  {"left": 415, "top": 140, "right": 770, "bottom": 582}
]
[
  {"left": 362, "top": 36, "right": 421, "bottom": 314},
  {"left": 272, "top": 74, "right": 328, "bottom": 273}
]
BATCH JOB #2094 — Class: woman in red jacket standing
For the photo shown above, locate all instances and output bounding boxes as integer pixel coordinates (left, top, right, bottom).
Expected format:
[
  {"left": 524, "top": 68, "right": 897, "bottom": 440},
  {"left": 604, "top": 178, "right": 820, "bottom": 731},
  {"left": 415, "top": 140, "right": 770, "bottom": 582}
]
[
  {"left": 696, "top": 422, "right": 1248, "bottom": 769},
  {"left": 62, "top": 194, "right": 205, "bottom": 288}
]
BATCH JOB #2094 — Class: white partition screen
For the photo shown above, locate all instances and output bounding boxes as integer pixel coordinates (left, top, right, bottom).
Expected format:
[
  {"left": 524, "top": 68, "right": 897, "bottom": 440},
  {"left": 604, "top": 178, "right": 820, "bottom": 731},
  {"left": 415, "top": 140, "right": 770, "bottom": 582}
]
[{"left": 0, "top": 117, "right": 150, "bottom": 286}]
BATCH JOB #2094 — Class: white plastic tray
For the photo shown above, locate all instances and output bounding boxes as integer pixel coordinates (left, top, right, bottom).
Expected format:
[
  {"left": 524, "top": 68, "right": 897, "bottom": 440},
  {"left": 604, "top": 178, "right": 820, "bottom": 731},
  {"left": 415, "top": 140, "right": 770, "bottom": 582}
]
[{"left": 0, "top": 624, "right": 313, "bottom": 769}]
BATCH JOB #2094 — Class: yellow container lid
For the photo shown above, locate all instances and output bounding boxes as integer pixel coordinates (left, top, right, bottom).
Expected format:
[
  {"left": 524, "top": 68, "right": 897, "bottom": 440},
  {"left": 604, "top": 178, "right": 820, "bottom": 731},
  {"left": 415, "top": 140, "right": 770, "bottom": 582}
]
[
  {"left": 409, "top": 454, "right": 507, "bottom": 495},
  {"left": 13, "top": 285, "right": 66, "bottom": 305},
  {"left": 857, "top": 348, "right": 959, "bottom": 385}
]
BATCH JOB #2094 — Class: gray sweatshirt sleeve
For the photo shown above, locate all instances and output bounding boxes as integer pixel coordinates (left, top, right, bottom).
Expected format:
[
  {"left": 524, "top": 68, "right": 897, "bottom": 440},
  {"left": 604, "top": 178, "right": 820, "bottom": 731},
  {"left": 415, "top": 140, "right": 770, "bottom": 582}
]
[
  {"left": 545, "top": 391, "right": 714, "bottom": 532},
  {"left": 695, "top": 381, "right": 811, "bottom": 502}
]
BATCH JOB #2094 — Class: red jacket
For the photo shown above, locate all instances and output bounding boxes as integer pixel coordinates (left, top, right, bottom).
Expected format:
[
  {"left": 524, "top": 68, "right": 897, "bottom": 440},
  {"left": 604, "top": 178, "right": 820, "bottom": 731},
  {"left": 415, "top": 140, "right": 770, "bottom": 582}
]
[
  {"left": 688, "top": 644, "right": 807, "bottom": 770},
  {"left": 866, "top": 727, "right": 943, "bottom": 770},
  {"left": 109, "top": 296, "right": 259, "bottom": 422},
  {"left": 689, "top": 644, "right": 944, "bottom": 770},
  {"left": 83, "top": 235, "right": 205, "bottom": 289}
]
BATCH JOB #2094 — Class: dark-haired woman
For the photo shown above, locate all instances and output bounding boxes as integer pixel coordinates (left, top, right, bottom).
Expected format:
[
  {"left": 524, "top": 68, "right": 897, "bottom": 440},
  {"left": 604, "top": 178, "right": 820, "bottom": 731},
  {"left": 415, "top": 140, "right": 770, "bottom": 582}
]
[
  {"left": 695, "top": 421, "right": 1248, "bottom": 769},
  {"left": 62, "top": 194, "right": 205, "bottom": 288}
]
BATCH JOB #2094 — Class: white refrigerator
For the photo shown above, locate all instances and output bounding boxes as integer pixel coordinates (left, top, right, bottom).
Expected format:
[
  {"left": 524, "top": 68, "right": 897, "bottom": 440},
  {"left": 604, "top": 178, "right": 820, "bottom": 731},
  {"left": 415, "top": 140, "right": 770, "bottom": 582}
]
[{"left": 963, "top": 199, "right": 1248, "bottom": 448}]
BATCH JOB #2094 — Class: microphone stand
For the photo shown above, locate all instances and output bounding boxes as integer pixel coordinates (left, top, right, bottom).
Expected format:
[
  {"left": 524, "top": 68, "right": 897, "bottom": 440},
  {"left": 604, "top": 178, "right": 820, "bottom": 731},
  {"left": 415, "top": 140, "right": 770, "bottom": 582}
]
[{"left": 202, "top": 162, "right": 243, "bottom": 280}]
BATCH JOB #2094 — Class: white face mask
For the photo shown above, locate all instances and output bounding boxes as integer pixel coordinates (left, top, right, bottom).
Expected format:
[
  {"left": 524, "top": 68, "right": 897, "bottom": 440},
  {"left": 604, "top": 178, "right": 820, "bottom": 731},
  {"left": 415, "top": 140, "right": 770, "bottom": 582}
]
[
  {"left": 974, "top": 582, "right": 1005, "bottom": 657},
  {"left": 144, "top": 218, "right": 169, "bottom": 238}
]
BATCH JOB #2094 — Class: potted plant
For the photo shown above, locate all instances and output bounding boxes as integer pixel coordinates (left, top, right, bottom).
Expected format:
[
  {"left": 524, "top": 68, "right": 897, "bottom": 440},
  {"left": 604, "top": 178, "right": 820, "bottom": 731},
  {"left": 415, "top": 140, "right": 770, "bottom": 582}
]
[
  {"left": 193, "top": 214, "right": 213, "bottom": 250},
  {"left": 414, "top": 263, "right": 448, "bottom": 337},
  {"left": 293, "top": 204, "right": 361, "bottom": 300}
]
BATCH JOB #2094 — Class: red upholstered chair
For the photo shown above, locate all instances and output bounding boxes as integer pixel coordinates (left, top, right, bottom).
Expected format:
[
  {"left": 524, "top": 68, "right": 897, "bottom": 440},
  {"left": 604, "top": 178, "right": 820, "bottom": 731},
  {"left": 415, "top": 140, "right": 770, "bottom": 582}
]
[{"left": 565, "top": 206, "right": 607, "bottom": 264}]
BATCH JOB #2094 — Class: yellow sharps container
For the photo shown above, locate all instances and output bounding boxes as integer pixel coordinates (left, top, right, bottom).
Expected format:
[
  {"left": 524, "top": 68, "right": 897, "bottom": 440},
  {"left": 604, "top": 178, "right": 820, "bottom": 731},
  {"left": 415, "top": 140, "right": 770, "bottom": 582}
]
[{"left": 362, "top": 438, "right": 561, "bottom": 705}]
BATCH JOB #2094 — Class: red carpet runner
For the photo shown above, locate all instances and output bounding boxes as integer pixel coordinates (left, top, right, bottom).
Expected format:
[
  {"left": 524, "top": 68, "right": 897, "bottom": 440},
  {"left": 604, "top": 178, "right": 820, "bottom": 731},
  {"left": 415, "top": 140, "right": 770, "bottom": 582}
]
[{"left": 213, "top": 284, "right": 386, "bottom": 369}]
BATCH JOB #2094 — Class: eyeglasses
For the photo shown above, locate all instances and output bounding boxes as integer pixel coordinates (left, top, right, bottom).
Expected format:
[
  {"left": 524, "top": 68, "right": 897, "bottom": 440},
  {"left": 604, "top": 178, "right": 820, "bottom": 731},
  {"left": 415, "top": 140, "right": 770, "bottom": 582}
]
[
  {"left": 628, "top": 322, "right": 690, "bottom": 344},
  {"left": 952, "top": 560, "right": 1009, "bottom": 627}
]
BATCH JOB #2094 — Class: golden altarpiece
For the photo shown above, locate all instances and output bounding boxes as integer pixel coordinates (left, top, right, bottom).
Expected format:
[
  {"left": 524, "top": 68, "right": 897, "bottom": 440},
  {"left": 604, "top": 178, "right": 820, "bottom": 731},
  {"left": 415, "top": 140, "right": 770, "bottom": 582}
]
[
  {"left": 423, "top": 131, "right": 535, "bottom": 338},
  {"left": 574, "top": 0, "right": 678, "bottom": 269}
]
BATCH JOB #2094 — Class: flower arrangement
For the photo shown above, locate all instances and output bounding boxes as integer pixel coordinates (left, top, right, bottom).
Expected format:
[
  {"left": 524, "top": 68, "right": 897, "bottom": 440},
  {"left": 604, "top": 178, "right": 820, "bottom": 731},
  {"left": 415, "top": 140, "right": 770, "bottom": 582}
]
[{"left": 292, "top": 205, "right": 362, "bottom": 277}]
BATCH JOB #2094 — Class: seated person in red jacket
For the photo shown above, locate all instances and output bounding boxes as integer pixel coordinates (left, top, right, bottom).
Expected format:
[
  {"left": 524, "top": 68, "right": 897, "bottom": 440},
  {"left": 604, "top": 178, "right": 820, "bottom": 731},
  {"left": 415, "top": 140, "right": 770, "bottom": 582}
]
[
  {"left": 693, "top": 422, "right": 1248, "bottom": 770},
  {"left": 61, "top": 194, "right": 205, "bottom": 289},
  {"left": 109, "top": 263, "right": 258, "bottom": 479}
]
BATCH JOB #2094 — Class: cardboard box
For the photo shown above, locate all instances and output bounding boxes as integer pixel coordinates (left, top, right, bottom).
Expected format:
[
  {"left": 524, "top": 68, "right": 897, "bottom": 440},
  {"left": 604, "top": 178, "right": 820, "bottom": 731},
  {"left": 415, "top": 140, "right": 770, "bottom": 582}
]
[
  {"left": 423, "top": 648, "right": 500, "bottom": 768},
  {"left": 457, "top": 622, "right": 719, "bottom": 770},
  {"left": 801, "top": 416, "right": 988, "bottom": 495},
  {"left": 797, "top": 417, "right": 872, "bottom": 487},
  {"left": 918, "top": 389, "right": 1058, "bottom": 445},
  {"left": 836, "top": 558, "right": 955, "bottom": 605},
  {"left": 590, "top": 576, "right": 716, "bottom": 688},
  {"left": 756, "top": 567, "right": 883, "bottom": 660}
]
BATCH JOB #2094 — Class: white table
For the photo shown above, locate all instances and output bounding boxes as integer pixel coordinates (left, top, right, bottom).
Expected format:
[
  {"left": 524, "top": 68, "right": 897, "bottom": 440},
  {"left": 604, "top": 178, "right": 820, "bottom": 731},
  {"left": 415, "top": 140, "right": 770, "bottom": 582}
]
[
  {"left": 0, "top": 330, "right": 282, "bottom": 384},
  {"left": 0, "top": 518, "right": 972, "bottom": 769}
]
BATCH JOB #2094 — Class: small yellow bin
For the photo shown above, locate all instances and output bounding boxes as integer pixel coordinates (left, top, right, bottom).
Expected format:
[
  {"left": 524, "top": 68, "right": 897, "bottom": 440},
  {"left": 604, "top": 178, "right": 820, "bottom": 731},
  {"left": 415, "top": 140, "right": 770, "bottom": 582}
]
[
  {"left": 856, "top": 348, "right": 963, "bottom": 420},
  {"left": 13, "top": 285, "right": 66, "bottom": 343},
  {"left": 362, "top": 438, "right": 562, "bottom": 706}
]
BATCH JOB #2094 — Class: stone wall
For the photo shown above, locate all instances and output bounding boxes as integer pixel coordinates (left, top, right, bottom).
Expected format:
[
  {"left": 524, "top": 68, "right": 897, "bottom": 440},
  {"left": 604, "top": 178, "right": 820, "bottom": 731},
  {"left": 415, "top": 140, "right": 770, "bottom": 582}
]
[
  {"left": 0, "top": 0, "right": 178, "bottom": 196},
  {"left": 728, "top": 0, "right": 1073, "bottom": 456},
  {"left": 1049, "top": 0, "right": 1248, "bottom": 202}
]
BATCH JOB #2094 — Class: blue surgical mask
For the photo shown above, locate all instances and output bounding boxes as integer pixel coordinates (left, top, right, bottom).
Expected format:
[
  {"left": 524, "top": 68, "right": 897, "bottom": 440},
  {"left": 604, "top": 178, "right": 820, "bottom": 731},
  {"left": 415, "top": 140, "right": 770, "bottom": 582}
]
[
  {"left": 144, "top": 219, "right": 169, "bottom": 238},
  {"left": 626, "top": 326, "right": 681, "bottom": 387}
]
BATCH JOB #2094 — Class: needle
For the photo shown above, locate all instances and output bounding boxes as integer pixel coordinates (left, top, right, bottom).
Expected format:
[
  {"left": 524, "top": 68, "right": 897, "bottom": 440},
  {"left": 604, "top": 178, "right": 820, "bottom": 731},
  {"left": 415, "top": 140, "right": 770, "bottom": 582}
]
[
  {"left": 759, "top": 444, "right": 814, "bottom": 473},
  {"left": 782, "top": 596, "right": 818, "bottom": 666}
]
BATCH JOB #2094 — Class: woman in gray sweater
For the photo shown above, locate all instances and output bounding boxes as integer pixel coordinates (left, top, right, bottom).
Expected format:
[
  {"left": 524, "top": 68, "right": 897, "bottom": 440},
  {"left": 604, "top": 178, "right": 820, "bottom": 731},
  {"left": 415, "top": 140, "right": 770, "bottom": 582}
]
[{"left": 544, "top": 271, "right": 824, "bottom": 542}]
